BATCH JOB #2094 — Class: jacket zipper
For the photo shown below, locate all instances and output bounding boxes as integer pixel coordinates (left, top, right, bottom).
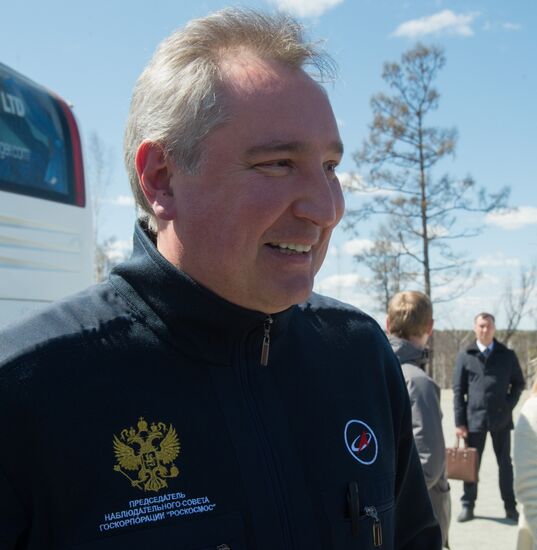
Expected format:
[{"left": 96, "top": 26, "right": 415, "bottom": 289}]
[
  {"left": 347, "top": 482, "right": 388, "bottom": 547},
  {"left": 260, "top": 315, "right": 273, "bottom": 366},
  {"left": 364, "top": 505, "right": 383, "bottom": 547},
  {"left": 239, "top": 321, "right": 294, "bottom": 549}
]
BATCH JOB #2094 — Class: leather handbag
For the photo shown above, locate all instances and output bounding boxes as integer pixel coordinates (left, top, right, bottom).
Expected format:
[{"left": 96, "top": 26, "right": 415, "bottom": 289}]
[{"left": 446, "top": 436, "right": 478, "bottom": 483}]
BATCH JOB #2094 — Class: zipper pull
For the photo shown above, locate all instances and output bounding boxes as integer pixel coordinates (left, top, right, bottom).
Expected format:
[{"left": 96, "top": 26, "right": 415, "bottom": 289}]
[
  {"left": 347, "top": 481, "right": 360, "bottom": 537},
  {"left": 260, "top": 315, "right": 273, "bottom": 366},
  {"left": 364, "top": 506, "right": 383, "bottom": 547}
]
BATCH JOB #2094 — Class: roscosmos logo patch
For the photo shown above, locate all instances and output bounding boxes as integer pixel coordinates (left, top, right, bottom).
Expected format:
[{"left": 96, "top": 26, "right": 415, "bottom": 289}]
[{"left": 344, "top": 419, "right": 378, "bottom": 465}]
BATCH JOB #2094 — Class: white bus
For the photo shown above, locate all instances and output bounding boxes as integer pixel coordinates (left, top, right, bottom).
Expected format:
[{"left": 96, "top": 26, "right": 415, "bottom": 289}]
[{"left": 0, "top": 62, "right": 93, "bottom": 329}]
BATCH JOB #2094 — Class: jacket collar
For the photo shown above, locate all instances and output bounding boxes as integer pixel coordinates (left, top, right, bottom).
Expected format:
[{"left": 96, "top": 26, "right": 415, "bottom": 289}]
[
  {"left": 389, "top": 335, "right": 428, "bottom": 369},
  {"left": 466, "top": 338, "right": 504, "bottom": 355},
  {"left": 109, "top": 221, "right": 295, "bottom": 366}
]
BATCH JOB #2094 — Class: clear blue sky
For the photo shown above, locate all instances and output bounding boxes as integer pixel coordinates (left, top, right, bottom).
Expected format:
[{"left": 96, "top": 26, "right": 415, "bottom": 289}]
[{"left": 2, "top": 0, "right": 536, "bottom": 328}]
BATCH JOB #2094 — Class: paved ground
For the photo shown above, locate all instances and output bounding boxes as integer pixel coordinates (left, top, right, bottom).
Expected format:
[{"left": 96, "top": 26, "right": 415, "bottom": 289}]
[{"left": 441, "top": 389, "right": 528, "bottom": 550}]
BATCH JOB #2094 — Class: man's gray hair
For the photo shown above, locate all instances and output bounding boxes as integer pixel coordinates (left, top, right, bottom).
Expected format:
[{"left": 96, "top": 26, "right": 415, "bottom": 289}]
[{"left": 124, "top": 7, "right": 337, "bottom": 231}]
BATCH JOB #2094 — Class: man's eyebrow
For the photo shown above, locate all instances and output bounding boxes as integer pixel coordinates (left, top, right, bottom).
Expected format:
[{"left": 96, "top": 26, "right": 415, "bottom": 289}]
[{"left": 245, "top": 140, "right": 344, "bottom": 157}]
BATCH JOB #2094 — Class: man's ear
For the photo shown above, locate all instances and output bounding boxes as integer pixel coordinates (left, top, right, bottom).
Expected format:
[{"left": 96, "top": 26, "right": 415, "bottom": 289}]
[
  {"left": 427, "top": 319, "right": 434, "bottom": 336},
  {"left": 135, "top": 141, "right": 177, "bottom": 221}
]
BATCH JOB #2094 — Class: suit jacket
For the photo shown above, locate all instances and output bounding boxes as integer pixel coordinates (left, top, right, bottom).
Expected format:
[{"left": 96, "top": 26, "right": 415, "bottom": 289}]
[{"left": 453, "top": 339, "right": 525, "bottom": 432}]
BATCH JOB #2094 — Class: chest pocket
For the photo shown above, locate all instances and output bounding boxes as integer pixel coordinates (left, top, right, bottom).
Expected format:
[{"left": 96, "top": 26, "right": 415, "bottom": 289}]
[
  {"left": 69, "top": 512, "right": 246, "bottom": 550},
  {"left": 322, "top": 477, "right": 395, "bottom": 549}
]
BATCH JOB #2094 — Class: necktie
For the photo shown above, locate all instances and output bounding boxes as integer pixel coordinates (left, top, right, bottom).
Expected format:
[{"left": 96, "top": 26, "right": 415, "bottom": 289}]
[{"left": 483, "top": 347, "right": 490, "bottom": 359}]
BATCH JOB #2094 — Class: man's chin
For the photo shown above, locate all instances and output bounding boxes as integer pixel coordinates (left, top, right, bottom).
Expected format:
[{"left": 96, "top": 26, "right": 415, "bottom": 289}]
[{"left": 256, "top": 283, "right": 314, "bottom": 314}]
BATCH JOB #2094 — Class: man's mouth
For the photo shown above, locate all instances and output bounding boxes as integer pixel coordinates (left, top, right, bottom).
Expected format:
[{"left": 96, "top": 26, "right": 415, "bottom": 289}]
[{"left": 268, "top": 242, "right": 312, "bottom": 255}]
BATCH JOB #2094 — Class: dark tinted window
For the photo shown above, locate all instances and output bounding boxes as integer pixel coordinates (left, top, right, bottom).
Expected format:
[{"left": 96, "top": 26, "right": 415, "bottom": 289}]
[{"left": 0, "top": 64, "right": 77, "bottom": 204}]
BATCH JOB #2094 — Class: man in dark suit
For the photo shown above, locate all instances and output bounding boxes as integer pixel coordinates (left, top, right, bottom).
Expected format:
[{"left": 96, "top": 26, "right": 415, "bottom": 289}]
[{"left": 453, "top": 312, "right": 525, "bottom": 523}]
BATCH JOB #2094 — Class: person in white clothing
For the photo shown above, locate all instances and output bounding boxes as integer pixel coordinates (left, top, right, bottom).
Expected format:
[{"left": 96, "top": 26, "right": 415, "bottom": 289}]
[{"left": 514, "top": 378, "right": 537, "bottom": 550}]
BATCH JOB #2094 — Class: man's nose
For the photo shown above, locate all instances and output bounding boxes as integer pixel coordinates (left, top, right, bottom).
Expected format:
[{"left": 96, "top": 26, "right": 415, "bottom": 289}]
[{"left": 292, "top": 169, "right": 344, "bottom": 228}]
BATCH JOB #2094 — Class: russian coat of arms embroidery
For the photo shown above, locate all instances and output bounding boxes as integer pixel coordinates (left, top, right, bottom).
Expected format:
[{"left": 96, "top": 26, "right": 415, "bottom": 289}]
[{"left": 113, "top": 417, "right": 180, "bottom": 492}]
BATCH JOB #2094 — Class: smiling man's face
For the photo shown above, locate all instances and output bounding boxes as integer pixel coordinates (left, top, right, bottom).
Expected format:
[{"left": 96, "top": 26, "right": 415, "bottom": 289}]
[{"left": 166, "top": 54, "right": 344, "bottom": 313}]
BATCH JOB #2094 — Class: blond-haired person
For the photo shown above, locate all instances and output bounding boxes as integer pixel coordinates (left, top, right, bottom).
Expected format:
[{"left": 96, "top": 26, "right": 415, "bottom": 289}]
[
  {"left": 387, "top": 291, "right": 451, "bottom": 548},
  {"left": 514, "top": 379, "right": 537, "bottom": 549}
]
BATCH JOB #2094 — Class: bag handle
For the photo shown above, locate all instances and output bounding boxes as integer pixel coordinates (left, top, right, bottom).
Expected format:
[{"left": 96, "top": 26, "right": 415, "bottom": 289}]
[{"left": 454, "top": 434, "right": 469, "bottom": 449}]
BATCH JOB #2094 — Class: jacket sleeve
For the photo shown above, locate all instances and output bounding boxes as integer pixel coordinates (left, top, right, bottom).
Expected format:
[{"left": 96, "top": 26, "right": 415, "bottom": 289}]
[
  {"left": 393, "top": 371, "right": 442, "bottom": 549},
  {"left": 405, "top": 375, "right": 446, "bottom": 490},
  {"left": 514, "top": 399, "right": 537, "bottom": 542},
  {"left": 0, "top": 464, "right": 28, "bottom": 549},
  {"left": 507, "top": 351, "right": 525, "bottom": 410},
  {"left": 452, "top": 352, "right": 468, "bottom": 427}
]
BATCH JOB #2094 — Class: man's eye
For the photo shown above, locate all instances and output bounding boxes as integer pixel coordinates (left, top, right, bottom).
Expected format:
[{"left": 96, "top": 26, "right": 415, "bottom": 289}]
[
  {"left": 324, "top": 162, "right": 339, "bottom": 176},
  {"left": 254, "top": 160, "right": 292, "bottom": 174}
]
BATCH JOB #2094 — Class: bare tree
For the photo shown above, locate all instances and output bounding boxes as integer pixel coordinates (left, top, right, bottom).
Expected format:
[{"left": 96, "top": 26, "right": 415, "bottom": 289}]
[
  {"left": 86, "top": 132, "right": 114, "bottom": 282},
  {"left": 354, "top": 223, "right": 417, "bottom": 314},
  {"left": 345, "top": 44, "right": 509, "bottom": 303},
  {"left": 502, "top": 264, "right": 537, "bottom": 345}
]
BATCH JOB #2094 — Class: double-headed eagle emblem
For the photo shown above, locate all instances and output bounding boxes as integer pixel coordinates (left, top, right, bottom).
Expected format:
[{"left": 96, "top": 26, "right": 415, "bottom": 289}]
[{"left": 113, "top": 417, "right": 180, "bottom": 492}]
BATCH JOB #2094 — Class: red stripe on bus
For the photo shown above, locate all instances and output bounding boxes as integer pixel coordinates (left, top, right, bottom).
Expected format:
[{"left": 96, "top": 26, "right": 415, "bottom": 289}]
[{"left": 54, "top": 96, "right": 86, "bottom": 207}]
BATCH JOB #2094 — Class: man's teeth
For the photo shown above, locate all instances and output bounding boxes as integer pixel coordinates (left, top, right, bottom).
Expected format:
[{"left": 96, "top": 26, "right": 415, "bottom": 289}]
[{"left": 270, "top": 243, "right": 312, "bottom": 254}]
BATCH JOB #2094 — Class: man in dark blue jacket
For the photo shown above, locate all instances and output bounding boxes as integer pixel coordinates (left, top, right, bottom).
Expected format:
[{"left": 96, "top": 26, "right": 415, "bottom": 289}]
[
  {"left": 0, "top": 8, "right": 441, "bottom": 549},
  {"left": 453, "top": 312, "right": 525, "bottom": 523}
]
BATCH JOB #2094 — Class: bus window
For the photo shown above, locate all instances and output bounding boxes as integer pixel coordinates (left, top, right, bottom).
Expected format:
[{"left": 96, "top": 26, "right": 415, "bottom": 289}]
[{"left": 0, "top": 62, "right": 85, "bottom": 206}]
